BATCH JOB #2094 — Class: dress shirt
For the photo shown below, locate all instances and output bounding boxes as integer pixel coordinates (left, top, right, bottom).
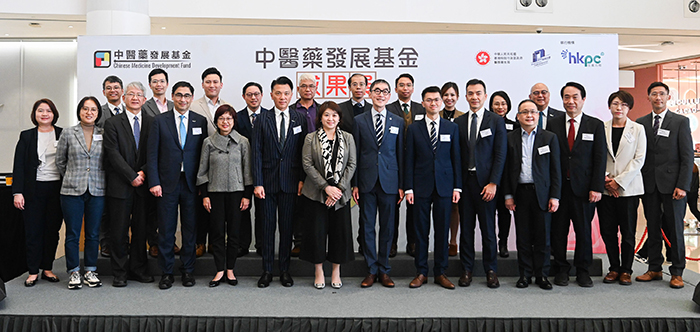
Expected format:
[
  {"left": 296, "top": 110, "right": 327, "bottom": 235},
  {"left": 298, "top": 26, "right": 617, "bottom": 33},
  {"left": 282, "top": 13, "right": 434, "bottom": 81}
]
[
  {"left": 274, "top": 107, "right": 288, "bottom": 139},
  {"left": 565, "top": 112, "right": 584, "bottom": 139},
  {"left": 405, "top": 116, "right": 461, "bottom": 195},
  {"left": 400, "top": 100, "right": 411, "bottom": 114},
  {"left": 127, "top": 110, "right": 142, "bottom": 133},
  {"left": 518, "top": 128, "right": 537, "bottom": 184},
  {"left": 652, "top": 109, "right": 669, "bottom": 128},
  {"left": 371, "top": 107, "right": 387, "bottom": 132},
  {"left": 540, "top": 107, "right": 551, "bottom": 129},
  {"left": 352, "top": 99, "right": 365, "bottom": 107},
  {"left": 175, "top": 110, "right": 190, "bottom": 172},
  {"left": 154, "top": 97, "right": 169, "bottom": 114},
  {"left": 207, "top": 97, "right": 221, "bottom": 118},
  {"left": 467, "top": 107, "right": 485, "bottom": 171},
  {"left": 247, "top": 107, "right": 261, "bottom": 125},
  {"left": 107, "top": 102, "right": 125, "bottom": 116}
]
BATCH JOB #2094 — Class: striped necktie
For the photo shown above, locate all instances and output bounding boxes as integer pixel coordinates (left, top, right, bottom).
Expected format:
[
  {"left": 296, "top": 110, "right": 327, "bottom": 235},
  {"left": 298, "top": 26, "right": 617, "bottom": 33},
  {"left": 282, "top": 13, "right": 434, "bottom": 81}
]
[{"left": 375, "top": 114, "right": 384, "bottom": 146}]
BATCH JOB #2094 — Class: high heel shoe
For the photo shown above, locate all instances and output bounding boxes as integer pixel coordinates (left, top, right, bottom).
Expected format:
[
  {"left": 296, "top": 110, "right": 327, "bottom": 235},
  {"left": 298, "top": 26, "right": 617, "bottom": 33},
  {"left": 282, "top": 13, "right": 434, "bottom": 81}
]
[
  {"left": 24, "top": 277, "right": 38, "bottom": 287},
  {"left": 331, "top": 281, "right": 342, "bottom": 289},
  {"left": 228, "top": 278, "right": 238, "bottom": 286},
  {"left": 314, "top": 282, "right": 326, "bottom": 289},
  {"left": 209, "top": 277, "right": 223, "bottom": 287},
  {"left": 41, "top": 272, "right": 60, "bottom": 282}
]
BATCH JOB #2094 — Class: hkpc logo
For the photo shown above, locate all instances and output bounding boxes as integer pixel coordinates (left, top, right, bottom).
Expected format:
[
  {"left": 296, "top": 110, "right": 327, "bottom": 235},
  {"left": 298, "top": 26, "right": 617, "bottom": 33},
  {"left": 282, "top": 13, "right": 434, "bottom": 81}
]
[{"left": 561, "top": 49, "right": 604, "bottom": 67}]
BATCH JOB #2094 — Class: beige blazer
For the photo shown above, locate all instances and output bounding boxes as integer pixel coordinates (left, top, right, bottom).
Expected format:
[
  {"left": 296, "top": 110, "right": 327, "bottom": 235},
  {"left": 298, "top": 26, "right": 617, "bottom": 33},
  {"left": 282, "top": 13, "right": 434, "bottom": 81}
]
[
  {"left": 189, "top": 96, "right": 232, "bottom": 136},
  {"left": 604, "top": 118, "right": 647, "bottom": 197},
  {"left": 300, "top": 129, "right": 356, "bottom": 208}
]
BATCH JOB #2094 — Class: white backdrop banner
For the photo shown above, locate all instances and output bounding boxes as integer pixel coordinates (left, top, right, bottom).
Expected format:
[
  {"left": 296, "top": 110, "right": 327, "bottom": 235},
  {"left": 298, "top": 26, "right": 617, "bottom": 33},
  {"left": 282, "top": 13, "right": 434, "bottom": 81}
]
[{"left": 78, "top": 34, "right": 618, "bottom": 121}]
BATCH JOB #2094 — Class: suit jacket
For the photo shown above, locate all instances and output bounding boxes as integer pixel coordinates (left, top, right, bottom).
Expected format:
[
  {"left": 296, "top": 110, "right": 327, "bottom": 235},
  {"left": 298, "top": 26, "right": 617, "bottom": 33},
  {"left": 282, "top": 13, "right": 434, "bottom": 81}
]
[
  {"left": 339, "top": 99, "right": 373, "bottom": 133},
  {"left": 455, "top": 110, "right": 507, "bottom": 187},
  {"left": 549, "top": 113, "right": 606, "bottom": 197},
  {"left": 147, "top": 110, "right": 208, "bottom": 194},
  {"left": 55, "top": 124, "right": 106, "bottom": 196},
  {"left": 637, "top": 110, "right": 694, "bottom": 194},
  {"left": 190, "top": 96, "right": 232, "bottom": 137},
  {"left": 352, "top": 110, "right": 404, "bottom": 194},
  {"left": 387, "top": 100, "right": 426, "bottom": 130},
  {"left": 544, "top": 106, "right": 564, "bottom": 130},
  {"left": 252, "top": 108, "right": 308, "bottom": 194},
  {"left": 103, "top": 111, "right": 153, "bottom": 199},
  {"left": 12, "top": 126, "right": 63, "bottom": 199},
  {"left": 404, "top": 118, "right": 462, "bottom": 198},
  {"left": 301, "top": 129, "right": 357, "bottom": 208},
  {"left": 236, "top": 106, "right": 269, "bottom": 141},
  {"left": 503, "top": 129, "right": 562, "bottom": 211},
  {"left": 603, "top": 119, "right": 647, "bottom": 197},
  {"left": 142, "top": 97, "right": 174, "bottom": 118},
  {"left": 97, "top": 103, "right": 122, "bottom": 127}
]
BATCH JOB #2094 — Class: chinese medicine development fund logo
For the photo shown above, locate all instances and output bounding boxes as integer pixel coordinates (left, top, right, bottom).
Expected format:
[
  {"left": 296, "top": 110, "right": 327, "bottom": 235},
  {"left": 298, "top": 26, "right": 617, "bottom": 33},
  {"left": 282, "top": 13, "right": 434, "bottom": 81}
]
[
  {"left": 94, "top": 51, "right": 111, "bottom": 68},
  {"left": 476, "top": 51, "right": 490, "bottom": 65}
]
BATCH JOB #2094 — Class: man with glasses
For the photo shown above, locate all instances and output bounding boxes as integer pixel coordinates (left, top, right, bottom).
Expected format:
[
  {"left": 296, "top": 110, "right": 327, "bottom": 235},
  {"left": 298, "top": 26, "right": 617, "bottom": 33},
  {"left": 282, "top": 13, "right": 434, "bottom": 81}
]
[
  {"left": 352, "top": 79, "right": 405, "bottom": 288},
  {"left": 529, "top": 83, "right": 564, "bottom": 130},
  {"left": 142, "top": 69, "right": 174, "bottom": 118},
  {"left": 339, "top": 73, "right": 373, "bottom": 133},
  {"left": 147, "top": 81, "right": 208, "bottom": 289},
  {"left": 636, "top": 82, "right": 693, "bottom": 289}
]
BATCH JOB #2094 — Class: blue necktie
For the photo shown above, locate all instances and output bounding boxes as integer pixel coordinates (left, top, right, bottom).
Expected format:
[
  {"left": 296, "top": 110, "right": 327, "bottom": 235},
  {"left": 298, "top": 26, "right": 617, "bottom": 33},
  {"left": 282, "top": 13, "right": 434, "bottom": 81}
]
[
  {"left": 179, "top": 114, "right": 186, "bottom": 149},
  {"left": 114, "top": 107, "right": 120, "bottom": 115},
  {"left": 133, "top": 115, "right": 140, "bottom": 148},
  {"left": 538, "top": 111, "right": 544, "bottom": 130}
]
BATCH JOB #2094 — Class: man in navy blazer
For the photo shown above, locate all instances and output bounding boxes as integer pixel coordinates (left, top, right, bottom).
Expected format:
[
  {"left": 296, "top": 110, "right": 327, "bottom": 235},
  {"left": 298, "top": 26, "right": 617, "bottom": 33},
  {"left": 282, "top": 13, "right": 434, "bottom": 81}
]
[
  {"left": 252, "top": 76, "right": 308, "bottom": 288},
  {"left": 147, "top": 81, "right": 208, "bottom": 289},
  {"left": 454, "top": 79, "right": 507, "bottom": 288},
  {"left": 405, "top": 86, "right": 461, "bottom": 289},
  {"left": 548, "top": 82, "right": 606, "bottom": 288},
  {"left": 352, "top": 79, "right": 405, "bottom": 288},
  {"left": 636, "top": 82, "right": 694, "bottom": 289},
  {"left": 529, "top": 82, "right": 565, "bottom": 130},
  {"left": 503, "top": 99, "right": 562, "bottom": 290}
]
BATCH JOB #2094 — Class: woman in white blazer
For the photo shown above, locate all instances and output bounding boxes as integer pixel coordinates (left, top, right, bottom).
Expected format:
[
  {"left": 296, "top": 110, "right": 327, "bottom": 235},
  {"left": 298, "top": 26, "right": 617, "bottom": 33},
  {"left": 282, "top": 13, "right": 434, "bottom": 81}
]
[{"left": 599, "top": 90, "right": 647, "bottom": 286}]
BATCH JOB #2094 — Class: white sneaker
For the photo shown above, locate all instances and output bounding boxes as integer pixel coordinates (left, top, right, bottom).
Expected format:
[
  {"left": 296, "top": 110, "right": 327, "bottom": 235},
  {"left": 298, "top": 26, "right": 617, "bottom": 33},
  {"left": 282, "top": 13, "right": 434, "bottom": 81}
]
[
  {"left": 68, "top": 271, "right": 82, "bottom": 290},
  {"left": 83, "top": 271, "right": 102, "bottom": 288}
]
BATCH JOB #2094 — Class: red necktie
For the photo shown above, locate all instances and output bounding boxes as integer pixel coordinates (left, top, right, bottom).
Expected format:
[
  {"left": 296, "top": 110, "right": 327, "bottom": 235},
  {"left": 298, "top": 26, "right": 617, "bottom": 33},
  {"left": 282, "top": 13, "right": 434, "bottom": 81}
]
[{"left": 568, "top": 118, "right": 575, "bottom": 151}]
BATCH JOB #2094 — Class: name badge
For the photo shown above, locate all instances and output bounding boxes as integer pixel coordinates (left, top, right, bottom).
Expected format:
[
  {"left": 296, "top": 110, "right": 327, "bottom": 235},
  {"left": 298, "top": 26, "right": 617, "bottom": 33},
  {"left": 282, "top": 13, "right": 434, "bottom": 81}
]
[
  {"left": 480, "top": 128, "right": 492, "bottom": 138},
  {"left": 414, "top": 114, "right": 424, "bottom": 121},
  {"left": 538, "top": 145, "right": 550, "bottom": 155},
  {"left": 440, "top": 134, "right": 451, "bottom": 142},
  {"left": 624, "top": 132, "right": 635, "bottom": 143},
  {"left": 53, "top": 141, "right": 58, "bottom": 148},
  {"left": 293, "top": 126, "right": 302, "bottom": 135},
  {"left": 658, "top": 129, "right": 670, "bottom": 137},
  {"left": 193, "top": 127, "right": 202, "bottom": 135},
  {"left": 505, "top": 123, "right": 513, "bottom": 130},
  {"left": 582, "top": 133, "right": 594, "bottom": 141},
  {"left": 389, "top": 126, "right": 399, "bottom": 134},
  {"left": 93, "top": 134, "right": 103, "bottom": 141}
]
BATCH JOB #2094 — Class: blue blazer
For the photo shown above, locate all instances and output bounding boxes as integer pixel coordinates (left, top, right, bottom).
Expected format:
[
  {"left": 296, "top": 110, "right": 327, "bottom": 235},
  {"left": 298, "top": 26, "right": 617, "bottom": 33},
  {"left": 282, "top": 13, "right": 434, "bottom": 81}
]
[
  {"left": 455, "top": 110, "right": 507, "bottom": 187},
  {"left": 236, "top": 106, "right": 269, "bottom": 141},
  {"left": 352, "top": 109, "right": 404, "bottom": 194},
  {"left": 147, "top": 110, "right": 208, "bottom": 194},
  {"left": 252, "top": 108, "right": 308, "bottom": 194},
  {"left": 404, "top": 118, "right": 462, "bottom": 198}
]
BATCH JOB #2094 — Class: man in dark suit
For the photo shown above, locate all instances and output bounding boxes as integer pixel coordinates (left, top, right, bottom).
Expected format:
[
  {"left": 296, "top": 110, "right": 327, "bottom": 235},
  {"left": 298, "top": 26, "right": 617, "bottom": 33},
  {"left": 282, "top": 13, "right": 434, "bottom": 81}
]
[
  {"left": 405, "top": 86, "right": 461, "bottom": 289},
  {"left": 636, "top": 82, "right": 693, "bottom": 289},
  {"left": 455, "top": 79, "right": 507, "bottom": 288},
  {"left": 548, "top": 82, "right": 606, "bottom": 288},
  {"left": 529, "top": 83, "right": 564, "bottom": 131},
  {"left": 236, "top": 81, "right": 268, "bottom": 257},
  {"left": 339, "top": 73, "right": 373, "bottom": 133},
  {"left": 352, "top": 79, "right": 405, "bottom": 288},
  {"left": 147, "top": 81, "right": 208, "bottom": 289},
  {"left": 386, "top": 73, "right": 426, "bottom": 257},
  {"left": 103, "top": 82, "right": 155, "bottom": 287},
  {"left": 252, "top": 76, "right": 308, "bottom": 288},
  {"left": 503, "top": 99, "right": 562, "bottom": 290}
]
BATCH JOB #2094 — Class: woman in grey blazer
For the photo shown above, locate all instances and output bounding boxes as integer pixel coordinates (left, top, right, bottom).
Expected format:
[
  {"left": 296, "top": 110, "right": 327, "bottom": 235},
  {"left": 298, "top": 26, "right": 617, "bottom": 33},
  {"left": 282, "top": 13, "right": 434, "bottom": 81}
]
[
  {"left": 196, "top": 105, "right": 253, "bottom": 287},
  {"left": 56, "top": 96, "right": 106, "bottom": 290},
  {"left": 599, "top": 90, "right": 647, "bottom": 286},
  {"left": 300, "top": 101, "right": 357, "bottom": 289}
]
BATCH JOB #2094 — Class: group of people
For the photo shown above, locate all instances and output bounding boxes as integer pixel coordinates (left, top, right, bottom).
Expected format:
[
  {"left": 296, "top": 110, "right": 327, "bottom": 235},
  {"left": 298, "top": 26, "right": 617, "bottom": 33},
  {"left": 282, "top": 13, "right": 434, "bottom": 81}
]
[{"left": 12, "top": 66, "right": 693, "bottom": 292}]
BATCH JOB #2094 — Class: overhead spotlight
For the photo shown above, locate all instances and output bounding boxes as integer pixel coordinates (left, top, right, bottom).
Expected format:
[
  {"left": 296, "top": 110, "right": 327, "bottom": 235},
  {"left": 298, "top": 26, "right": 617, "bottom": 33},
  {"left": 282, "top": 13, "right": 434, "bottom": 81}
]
[
  {"left": 536, "top": 0, "right": 548, "bottom": 7},
  {"left": 28, "top": 22, "right": 41, "bottom": 28},
  {"left": 520, "top": 0, "right": 532, "bottom": 7},
  {"left": 690, "top": 0, "right": 700, "bottom": 13},
  {"left": 516, "top": 0, "right": 552, "bottom": 12}
]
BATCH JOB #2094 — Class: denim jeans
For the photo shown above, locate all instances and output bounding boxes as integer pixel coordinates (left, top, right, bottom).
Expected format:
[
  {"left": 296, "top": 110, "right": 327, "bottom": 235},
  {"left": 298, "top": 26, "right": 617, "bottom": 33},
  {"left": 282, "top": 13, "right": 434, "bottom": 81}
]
[{"left": 61, "top": 192, "right": 104, "bottom": 273}]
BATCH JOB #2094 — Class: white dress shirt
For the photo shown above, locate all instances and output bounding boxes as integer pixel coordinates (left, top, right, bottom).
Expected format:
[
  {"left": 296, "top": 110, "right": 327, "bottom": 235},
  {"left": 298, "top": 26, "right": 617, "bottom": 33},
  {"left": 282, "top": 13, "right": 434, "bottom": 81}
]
[
  {"left": 207, "top": 97, "right": 221, "bottom": 118},
  {"left": 565, "top": 112, "right": 584, "bottom": 138},
  {"left": 371, "top": 107, "right": 387, "bottom": 132},
  {"left": 467, "top": 107, "right": 485, "bottom": 171},
  {"left": 274, "top": 107, "right": 288, "bottom": 139}
]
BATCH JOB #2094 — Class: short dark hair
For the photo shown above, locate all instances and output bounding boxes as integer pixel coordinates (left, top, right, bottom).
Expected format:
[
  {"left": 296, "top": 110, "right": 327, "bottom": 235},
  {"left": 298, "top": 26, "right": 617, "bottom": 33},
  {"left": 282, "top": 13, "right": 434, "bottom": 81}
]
[
  {"left": 76, "top": 96, "right": 102, "bottom": 123},
  {"left": 421, "top": 86, "right": 442, "bottom": 100},
  {"left": 148, "top": 69, "right": 168, "bottom": 83},
  {"left": 271, "top": 76, "right": 294, "bottom": 91},
  {"left": 466, "top": 79, "right": 486, "bottom": 93},
  {"left": 315, "top": 101, "right": 342, "bottom": 129},
  {"left": 243, "top": 82, "right": 263, "bottom": 95},
  {"left": 395, "top": 73, "right": 414, "bottom": 87},
  {"left": 647, "top": 82, "right": 669, "bottom": 95},
  {"left": 489, "top": 91, "right": 512, "bottom": 115},
  {"left": 201, "top": 67, "right": 222, "bottom": 82},
  {"left": 102, "top": 75, "right": 123, "bottom": 90},
  {"left": 30, "top": 98, "right": 59, "bottom": 127},
  {"left": 370, "top": 79, "right": 390, "bottom": 91},
  {"left": 560, "top": 82, "right": 586, "bottom": 99},
  {"left": 172, "top": 81, "right": 194, "bottom": 95},
  {"left": 517, "top": 99, "right": 538, "bottom": 111},
  {"left": 214, "top": 104, "right": 238, "bottom": 133},
  {"left": 441, "top": 82, "right": 459, "bottom": 97},
  {"left": 608, "top": 90, "right": 635, "bottom": 110},
  {"left": 348, "top": 73, "right": 368, "bottom": 87}
]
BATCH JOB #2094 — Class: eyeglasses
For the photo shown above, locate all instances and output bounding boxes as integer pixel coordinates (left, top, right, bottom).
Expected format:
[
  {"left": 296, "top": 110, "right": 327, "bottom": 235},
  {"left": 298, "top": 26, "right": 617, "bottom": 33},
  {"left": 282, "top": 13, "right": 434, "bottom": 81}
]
[
  {"left": 125, "top": 92, "right": 144, "bottom": 98},
  {"left": 299, "top": 84, "right": 316, "bottom": 90},
  {"left": 150, "top": 79, "right": 166, "bottom": 84},
  {"left": 81, "top": 107, "right": 98, "bottom": 113},
  {"left": 217, "top": 117, "right": 234, "bottom": 122},
  {"left": 174, "top": 93, "right": 193, "bottom": 99},
  {"left": 650, "top": 92, "right": 668, "bottom": 98},
  {"left": 245, "top": 92, "right": 261, "bottom": 98},
  {"left": 424, "top": 98, "right": 441, "bottom": 104},
  {"left": 531, "top": 90, "right": 548, "bottom": 96},
  {"left": 610, "top": 102, "right": 629, "bottom": 109},
  {"left": 518, "top": 110, "right": 539, "bottom": 115},
  {"left": 372, "top": 89, "right": 390, "bottom": 96},
  {"left": 104, "top": 86, "right": 121, "bottom": 91}
]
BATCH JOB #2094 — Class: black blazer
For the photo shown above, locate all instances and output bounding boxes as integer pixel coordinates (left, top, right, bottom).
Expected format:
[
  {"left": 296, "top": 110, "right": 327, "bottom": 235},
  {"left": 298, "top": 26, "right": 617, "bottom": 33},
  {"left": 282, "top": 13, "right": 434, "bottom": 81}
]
[
  {"left": 455, "top": 110, "right": 507, "bottom": 187},
  {"left": 548, "top": 113, "right": 606, "bottom": 197},
  {"left": 236, "top": 106, "right": 269, "bottom": 141},
  {"left": 504, "top": 117, "right": 521, "bottom": 133},
  {"left": 103, "top": 111, "right": 153, "bottom": 199},
  {"left": 12, "top": 127, "right": 63, "bottom": 199},
  {"left": 338, "top": 99, "right": 373, "bottom": 133},
  {"left": 544, "top": 107, "right": 565, "bottom": 130},
  {"left": 387, "top": 100, "right": 426, "bottom": 130},
  {"left": 503, "top": 129, "right": 562, "bottom": 211}
]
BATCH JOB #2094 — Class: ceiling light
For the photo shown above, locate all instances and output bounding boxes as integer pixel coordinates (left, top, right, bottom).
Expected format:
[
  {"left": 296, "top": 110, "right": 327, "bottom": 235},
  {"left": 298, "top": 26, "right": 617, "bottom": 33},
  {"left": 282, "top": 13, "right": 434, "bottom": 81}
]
[
  {"left": 28, "top": 22, "right": 41, "bottom": 28},
  {"left": 68, "top": 25, "right": 73, "bottom": 29},
  {"left": 690, "top": 0, "right": 700, "bottom": 13},
  {"left": 161, "top": 26, "right": 166, "bottom": 30}
]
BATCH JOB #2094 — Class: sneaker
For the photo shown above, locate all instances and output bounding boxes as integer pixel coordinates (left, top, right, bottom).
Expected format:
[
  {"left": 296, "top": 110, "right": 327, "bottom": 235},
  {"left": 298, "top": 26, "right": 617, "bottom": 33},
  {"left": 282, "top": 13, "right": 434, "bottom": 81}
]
[
  {"left": 83, "top": 271, "right": 103, "bottom": 288},
  {"left": 68, "top": 271, "right": 82, "bottom": 290}
]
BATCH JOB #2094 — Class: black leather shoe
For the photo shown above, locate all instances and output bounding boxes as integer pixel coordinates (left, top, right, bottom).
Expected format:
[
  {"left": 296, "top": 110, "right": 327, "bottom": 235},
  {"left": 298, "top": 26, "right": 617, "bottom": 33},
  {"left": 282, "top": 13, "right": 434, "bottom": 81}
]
[
  {"left": 486, "top": 270, "right": 500, "bottom": 288},
  {"left": 499, "top": 244, "right": 509, "bottom": 258},
  {"left": 576, "top": 272, "right": 593, "bottom": 288},
  {"left": 24, "top": 277, "right": 38, "bottom": 287},
  {"left": 127, "top": 273, "right": 154, "bottom": 283},
  {"left": 41, "top": 272, "right": 60, "bottom": 282},
  {"left": 159, "top": 274, "right": 174, "bottom": 289},
  {"left": 536, "top": 277, "right": 553, "bottom": 290},
  {"left": 389, "top": 243, "right": 397, "bottom": 258},
  {"left": 258, "top": 271, "right": 272, "bottom": 288},
  {"left": 553, "top": 272, "right": 569, "bottom": 286},
  {"left": 406, "top": 243, "right": 416, "bottom": 257},
  {"left": 516, "top": 277, "right": 528, "bottom": 288},
  {"left": 458, "top": 271, "right": 472, "bottom": 287},
  {"left": 228, "top": 278, "right": 238, "bottom": 286},
  {"left": 280, "top": 271, "right": 294, "bottom": 287},
  {"left": 182, "top": 272, "right": 196, "bottom": 287},
  {"left": 112, "top": 276, "right": 127, "bottom": 287},
  {"left": 237, "top": 248, "right": 249, "bottom": 257},
  {"left": 100, "top": 246, "right": 111, "bottom": 258}
]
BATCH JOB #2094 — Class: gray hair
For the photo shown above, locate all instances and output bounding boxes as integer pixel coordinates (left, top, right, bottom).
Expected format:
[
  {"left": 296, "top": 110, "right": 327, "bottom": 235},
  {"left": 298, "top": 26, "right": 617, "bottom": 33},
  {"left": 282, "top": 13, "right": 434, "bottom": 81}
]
[
  {"left": 126, "top": 81, "right": 146, "bottom": 94},
  {"left": 298, "top": 73, "right": 316, "bottom": 84}
]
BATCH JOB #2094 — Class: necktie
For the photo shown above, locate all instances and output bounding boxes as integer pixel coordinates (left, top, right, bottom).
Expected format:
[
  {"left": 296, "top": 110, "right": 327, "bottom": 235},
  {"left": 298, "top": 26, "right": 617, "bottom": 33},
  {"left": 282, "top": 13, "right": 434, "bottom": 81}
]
[
  {"left": 251, "top": 113, "right": 257, "bottom": 128},
  {"left": 279, "top": 112, "right": 286, "bottom": 145},
  {"left": 430, "top": 121, "right": 437, "bottom": 152},
  {"left": 468, "top": 113, "right": 477, "bottom": 169},
  {"left": 133, "top": 115, "right": 140, "bottom": 148},
  {"left": 568, "top": 118, "right": 575, "bottom": 151},
  {"left": 402, "top": 103, "right": 409, "bottom": 115},
  {"left": 375, "top": 114, "right": 384, "bottom": 146},
  {"left": 353, "top": 102, "right": 363, "bottom": 117},
  {"left": 179, "top": 114, "right": 186, "bottom": 149},
  {"left": 114, "top": 107, "right": 120, "bottom": 115},
  {"left": 538, "top": 111, "right": 544, "bottom": 130},
  {"left": 653, "top": 115, "right": 660, "bottom": 136}
]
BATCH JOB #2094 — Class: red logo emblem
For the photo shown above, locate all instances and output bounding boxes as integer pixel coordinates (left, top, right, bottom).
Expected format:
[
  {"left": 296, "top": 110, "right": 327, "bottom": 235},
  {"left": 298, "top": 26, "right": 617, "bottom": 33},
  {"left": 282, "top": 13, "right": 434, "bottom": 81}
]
[{"left": 476, "top": 51, "right": 490, "bottom": 65}]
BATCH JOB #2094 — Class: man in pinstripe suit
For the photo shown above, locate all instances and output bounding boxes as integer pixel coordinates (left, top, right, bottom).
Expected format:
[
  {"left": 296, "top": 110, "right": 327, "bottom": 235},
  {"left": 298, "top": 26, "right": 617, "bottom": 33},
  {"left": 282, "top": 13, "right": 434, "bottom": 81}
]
[{"left": 252, "top": 76, "right": 308, "bottom": 288}]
